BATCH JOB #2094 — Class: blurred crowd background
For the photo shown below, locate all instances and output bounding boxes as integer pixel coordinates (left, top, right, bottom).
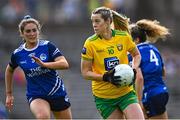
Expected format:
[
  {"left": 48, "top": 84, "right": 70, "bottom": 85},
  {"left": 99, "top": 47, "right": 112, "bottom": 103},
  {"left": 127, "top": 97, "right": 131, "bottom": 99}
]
[{"left": 0, "top": 0, "right": 180, "bottom": 119}]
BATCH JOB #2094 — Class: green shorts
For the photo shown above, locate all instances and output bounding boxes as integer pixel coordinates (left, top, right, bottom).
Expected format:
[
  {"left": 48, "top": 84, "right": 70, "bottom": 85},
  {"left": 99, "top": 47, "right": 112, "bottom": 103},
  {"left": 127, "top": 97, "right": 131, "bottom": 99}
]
[{"left": 94, "top": 91, "right": 138, "bottom": 119}]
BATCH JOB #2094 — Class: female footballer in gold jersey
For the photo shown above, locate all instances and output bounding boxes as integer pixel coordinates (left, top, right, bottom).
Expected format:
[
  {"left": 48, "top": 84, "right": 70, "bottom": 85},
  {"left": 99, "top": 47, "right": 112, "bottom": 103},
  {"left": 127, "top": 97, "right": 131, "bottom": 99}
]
[{"left": 81, "top": 7, "right": 144, "bottom": 119}]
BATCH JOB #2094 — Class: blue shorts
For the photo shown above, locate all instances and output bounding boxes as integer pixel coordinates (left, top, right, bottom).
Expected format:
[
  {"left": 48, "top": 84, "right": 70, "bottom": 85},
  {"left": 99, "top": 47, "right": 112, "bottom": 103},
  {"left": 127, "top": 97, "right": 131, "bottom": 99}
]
[
  {"left": 143, "top": 92, "right": 169, "bottom": 117},
  {"left": 27, "top": 96, "right": 71, "bottom": 111}
]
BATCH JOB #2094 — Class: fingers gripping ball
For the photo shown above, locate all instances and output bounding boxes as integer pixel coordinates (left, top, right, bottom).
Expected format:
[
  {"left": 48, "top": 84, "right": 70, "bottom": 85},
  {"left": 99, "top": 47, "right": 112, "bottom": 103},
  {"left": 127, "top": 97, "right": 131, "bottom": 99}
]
[
  {"left": 103, "top": 69, "right": 115, "bottom": 83},
  {"left": 113, "top": 64, "right": 134, "bottom": 87}
]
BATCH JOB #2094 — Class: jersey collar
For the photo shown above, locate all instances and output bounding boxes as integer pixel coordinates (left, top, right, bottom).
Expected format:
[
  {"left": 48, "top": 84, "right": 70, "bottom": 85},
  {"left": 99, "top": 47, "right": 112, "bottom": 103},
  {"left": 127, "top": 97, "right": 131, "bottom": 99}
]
[
  {"left": 98, "top": 29, "right": 115, "bottom": 39},
  {"left": 23, "top": 39, "right": 39, "bottom": 51}
]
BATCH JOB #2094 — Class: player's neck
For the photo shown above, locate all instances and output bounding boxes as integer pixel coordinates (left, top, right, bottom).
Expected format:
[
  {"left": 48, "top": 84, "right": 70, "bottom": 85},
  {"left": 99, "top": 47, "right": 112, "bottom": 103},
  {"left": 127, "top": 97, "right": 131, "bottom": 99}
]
[
  {"left": 25, "top": 41, "right": 38, "bottom": 49},
  {"left": 101, "top": 29, "right": 112, "bottom": 40}
]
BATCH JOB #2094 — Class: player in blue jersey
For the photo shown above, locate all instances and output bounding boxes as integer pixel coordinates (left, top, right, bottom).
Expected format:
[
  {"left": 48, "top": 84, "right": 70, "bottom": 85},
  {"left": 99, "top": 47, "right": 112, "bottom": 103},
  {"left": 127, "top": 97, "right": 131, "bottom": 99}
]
[
  {"left": 5, "top": 15, "right": 72, "bottom": 119},
  {"left": 128, "top": 19, "right": 170, "bottom": 119}
]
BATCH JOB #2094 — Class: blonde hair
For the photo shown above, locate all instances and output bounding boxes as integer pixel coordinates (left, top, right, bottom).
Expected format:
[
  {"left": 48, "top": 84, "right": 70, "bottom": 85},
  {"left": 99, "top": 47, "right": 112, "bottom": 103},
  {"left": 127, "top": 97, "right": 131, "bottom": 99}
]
[
  {"left": 111, "top": 10, "right": 130, "bottom": 33},
  {"left": 131, "top": 19, "right": 170, "bottom": 43}
]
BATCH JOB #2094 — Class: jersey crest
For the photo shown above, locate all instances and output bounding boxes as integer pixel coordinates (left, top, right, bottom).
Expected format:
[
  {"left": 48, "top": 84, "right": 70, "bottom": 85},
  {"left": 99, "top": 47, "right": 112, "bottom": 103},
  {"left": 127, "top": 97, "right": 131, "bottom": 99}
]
[{"left": 117, "top": 44, "right": 123, "bottom": 51}]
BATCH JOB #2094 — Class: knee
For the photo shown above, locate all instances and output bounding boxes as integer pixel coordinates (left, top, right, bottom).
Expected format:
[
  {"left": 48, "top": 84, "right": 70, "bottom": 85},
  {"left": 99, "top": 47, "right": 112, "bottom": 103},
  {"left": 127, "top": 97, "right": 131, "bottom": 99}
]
[{"left": 35, "top": 111, "right": 51, "bottom": 119}]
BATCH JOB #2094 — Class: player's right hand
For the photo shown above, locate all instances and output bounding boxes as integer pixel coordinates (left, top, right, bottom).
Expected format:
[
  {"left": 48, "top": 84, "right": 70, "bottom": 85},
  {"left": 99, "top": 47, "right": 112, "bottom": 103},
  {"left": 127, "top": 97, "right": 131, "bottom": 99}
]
[
  {"left": 31, "top": 56, "right": 44, "bottom": 66},
  {"left": 103, "top": 69, "right": 121, "bottom": 86},
  {"left": 5, "top": 95, "right": 14, "bottom": 112}
]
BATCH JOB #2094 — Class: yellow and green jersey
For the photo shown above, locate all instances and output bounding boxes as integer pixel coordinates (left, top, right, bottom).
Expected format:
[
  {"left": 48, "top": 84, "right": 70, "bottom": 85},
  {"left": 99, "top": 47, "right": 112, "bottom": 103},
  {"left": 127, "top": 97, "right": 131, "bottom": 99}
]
[{"left": 81, "top": 30, "right": 136, "bottom": 99}]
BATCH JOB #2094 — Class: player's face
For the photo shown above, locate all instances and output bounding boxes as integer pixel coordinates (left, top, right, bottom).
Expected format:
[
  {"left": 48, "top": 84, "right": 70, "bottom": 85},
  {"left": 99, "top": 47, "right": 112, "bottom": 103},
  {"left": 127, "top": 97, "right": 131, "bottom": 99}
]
[
  {"left": 22, "top": 23, "right": 39, "bottom": 44},
  {"left": 91, "top": 14, "right": 108, "bottom": 35}
]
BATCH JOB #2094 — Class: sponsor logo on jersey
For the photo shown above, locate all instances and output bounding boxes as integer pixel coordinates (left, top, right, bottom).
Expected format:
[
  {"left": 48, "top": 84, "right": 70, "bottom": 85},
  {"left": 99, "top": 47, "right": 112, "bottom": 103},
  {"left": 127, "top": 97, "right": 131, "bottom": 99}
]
[
  {"left": 20, "top": 60, "right": 27, "bottom": 64},
  {"left": 65, "top": 95, "right": 70, "bottom": 102},
  {"left": 104, "top": 57, "right": 119, "bottom": 71},
  {"left": 27, "top": 66, "right": 51, "bottom": 77}
]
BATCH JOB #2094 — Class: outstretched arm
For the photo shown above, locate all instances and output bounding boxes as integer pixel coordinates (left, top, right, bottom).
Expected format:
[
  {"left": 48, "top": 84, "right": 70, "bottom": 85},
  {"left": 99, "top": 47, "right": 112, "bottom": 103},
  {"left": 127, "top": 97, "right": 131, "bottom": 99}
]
[{"left": 31, "top": 56, "right": 69, "bottom": 70}]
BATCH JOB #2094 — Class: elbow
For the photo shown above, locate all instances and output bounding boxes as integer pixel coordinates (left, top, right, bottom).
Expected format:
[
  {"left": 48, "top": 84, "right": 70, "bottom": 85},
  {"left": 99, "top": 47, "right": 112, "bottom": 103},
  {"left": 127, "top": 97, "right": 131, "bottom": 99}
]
[
  {"left": 82, "top": 75, "right": 87, "bottom": 80},
  {"left": 66, "top": 62, "right": 69, "bottom": 69},
  {"left": 63, "top": 62, "right": 69, "bottom": 69},
  {"left": 81, "top": 72, "right": 87, "bottom": 80},
  {"left": 81, "top": 71, "right": 89, "bottom": 80},
  {"left": 57, "top": 62, "right": 69, "bottom": 70}
]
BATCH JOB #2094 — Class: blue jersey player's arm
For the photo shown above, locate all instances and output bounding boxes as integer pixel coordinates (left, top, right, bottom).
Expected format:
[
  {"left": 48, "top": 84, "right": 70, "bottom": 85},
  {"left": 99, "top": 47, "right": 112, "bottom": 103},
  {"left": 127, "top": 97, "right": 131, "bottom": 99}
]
[
  {"left": 32, "top": 42, "right": 69, "bottom": 70},
  {"left": 5, "top": 52, "right": 18, "bottom": 112}
]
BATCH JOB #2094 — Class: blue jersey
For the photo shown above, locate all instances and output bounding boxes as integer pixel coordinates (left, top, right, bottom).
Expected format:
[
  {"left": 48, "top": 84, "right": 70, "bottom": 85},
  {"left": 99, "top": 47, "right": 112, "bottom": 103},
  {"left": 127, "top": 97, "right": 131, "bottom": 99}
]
[
  {"left": 128, "top": 42, "right": 168, "bottom": 100},
  {"left": 9, "top": 40, "right": 67, "bottom": 98}
]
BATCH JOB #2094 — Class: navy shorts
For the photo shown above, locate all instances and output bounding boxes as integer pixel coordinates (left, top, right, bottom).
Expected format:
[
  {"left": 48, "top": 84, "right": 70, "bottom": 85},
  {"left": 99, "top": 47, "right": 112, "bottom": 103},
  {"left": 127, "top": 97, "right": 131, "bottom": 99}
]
[
  {"left": 143, "top": 92, "right": 169, "bottom": 117},
  {"left": 27, "top": 96, "right": 71, "bottom": 111}
]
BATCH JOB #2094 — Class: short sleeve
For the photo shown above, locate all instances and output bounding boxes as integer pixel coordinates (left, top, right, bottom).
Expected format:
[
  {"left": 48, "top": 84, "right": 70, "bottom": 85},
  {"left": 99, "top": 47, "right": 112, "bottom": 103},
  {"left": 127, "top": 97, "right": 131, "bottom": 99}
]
[
  {"left": 81, "top": 40, "right": 93, "bottom": 61},
  {"left": 9, "top": 53, "right": 18, "bottom": 69},
  {"left": 126, "top": 33, "right": 136, "bottom": 52},
  {"left": 48, "top": 42, "right": 63, "bottom": 60}
]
